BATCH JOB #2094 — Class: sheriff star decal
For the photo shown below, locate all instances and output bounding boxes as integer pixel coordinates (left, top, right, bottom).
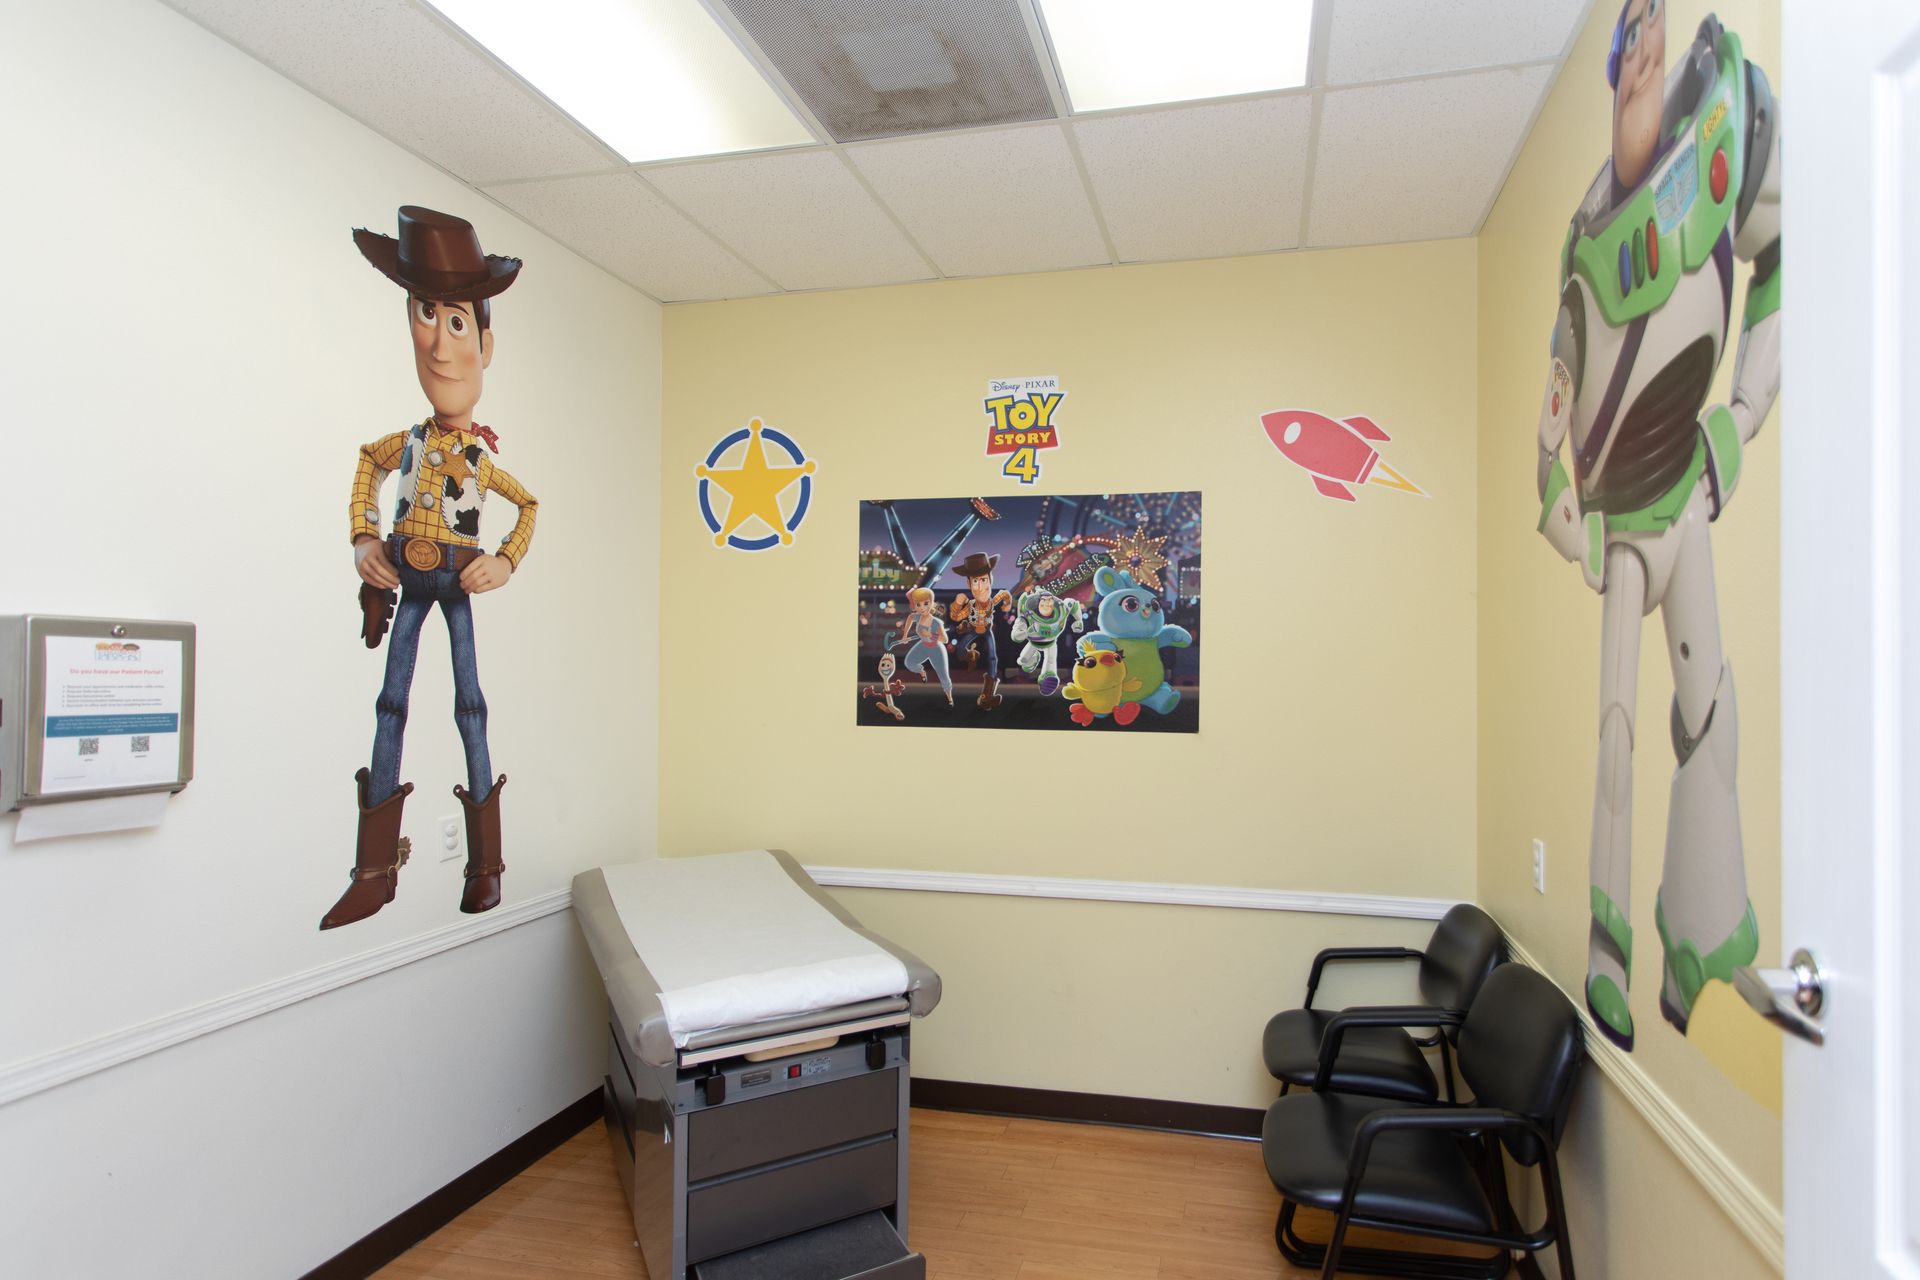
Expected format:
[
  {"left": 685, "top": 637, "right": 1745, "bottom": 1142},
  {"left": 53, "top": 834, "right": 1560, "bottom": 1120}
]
[{"left": 696, "top": 419, "right": 817, "bottom": 551}]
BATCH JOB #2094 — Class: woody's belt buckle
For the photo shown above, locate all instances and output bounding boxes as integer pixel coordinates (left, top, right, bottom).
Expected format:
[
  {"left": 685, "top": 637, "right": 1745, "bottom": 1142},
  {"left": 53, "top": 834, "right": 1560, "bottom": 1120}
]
[{"left": 403, "top": 538, "right": 444, "bottom": 572}]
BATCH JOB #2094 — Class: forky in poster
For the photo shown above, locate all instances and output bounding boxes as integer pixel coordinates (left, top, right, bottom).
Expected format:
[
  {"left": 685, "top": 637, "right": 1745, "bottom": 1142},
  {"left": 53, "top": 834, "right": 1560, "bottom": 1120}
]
[{"left": 1260, "top": 409, "right": 1426, "bottom": 503}]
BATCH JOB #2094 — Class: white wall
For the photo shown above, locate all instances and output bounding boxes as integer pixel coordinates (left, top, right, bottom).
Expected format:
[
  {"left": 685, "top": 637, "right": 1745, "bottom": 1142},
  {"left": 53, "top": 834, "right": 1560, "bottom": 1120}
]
[{"left": 0, "top": 0, "right": 660, "bottom": 1273}]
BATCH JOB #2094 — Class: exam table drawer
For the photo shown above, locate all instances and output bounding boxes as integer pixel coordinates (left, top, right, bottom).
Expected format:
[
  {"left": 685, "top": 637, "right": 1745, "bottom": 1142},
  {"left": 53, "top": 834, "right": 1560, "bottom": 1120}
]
[
  {"left": 686, "top": 1135, "right": 899, "bottom": 1263},
  {"left": 686, "top": 1067, "right": 898, "bottom": 1182},
  {"left": 691, "top": 1208, "right": 924, "bottom": 1280}
]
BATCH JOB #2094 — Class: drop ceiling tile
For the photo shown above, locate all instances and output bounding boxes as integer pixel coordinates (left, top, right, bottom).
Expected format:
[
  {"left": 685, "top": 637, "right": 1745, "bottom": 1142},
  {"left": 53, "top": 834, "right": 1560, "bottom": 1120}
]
[
  {"left": 1308, "top": 65, "right": 1553, "bottom": 247},
  {"left": 643, "top": 150, "right": 935, "bottom": 292},
  {"left": 483, "top": 174, "right": 775, "bottom": 303},
  {"left": 716, "top": 0, "right": 1055, "bottom": 142},
  {"left": 845, "top": 125, "right": 1107, "bottom": 278},
  {"left": 1325, "top": 0, "right": 1590, "bottom": 85},
  {"left": 1072, "top": 96, "right": 1314, "bottom": 264},
  {"left": 163, "top": 0, "right": 617, "bottom": 183}
]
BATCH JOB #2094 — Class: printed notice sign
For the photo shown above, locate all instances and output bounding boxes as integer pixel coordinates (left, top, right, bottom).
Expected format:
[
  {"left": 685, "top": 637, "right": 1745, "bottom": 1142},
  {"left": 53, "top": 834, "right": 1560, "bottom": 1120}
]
[{"left": 40, "top": 635, "right": 184, "bottom": 794}]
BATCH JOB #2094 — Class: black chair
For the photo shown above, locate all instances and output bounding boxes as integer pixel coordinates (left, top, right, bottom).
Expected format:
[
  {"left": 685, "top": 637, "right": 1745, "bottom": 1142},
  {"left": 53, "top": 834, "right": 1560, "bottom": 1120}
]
[
  {"left": 1261, "top": 962, "right": 1585, "bottom": 1279},
  {"left": 1263, "top": 904, "right": 1505, "bottom": 1105}
]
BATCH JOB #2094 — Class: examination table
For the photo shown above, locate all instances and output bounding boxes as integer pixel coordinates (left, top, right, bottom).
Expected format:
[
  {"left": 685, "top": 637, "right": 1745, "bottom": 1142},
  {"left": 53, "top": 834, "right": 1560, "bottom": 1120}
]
[{"left": 571, "top": 850, "right": 942, "bottom": 1280}]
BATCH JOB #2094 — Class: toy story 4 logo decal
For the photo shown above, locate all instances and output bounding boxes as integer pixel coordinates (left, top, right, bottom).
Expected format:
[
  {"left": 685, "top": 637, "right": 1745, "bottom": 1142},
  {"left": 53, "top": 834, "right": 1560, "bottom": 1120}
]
[
  {"left": 696, "top": 418, "right": 817, "bottom": 551},
  {"left": 984, "top": 377, "right": 1063, "bottom": 485}
]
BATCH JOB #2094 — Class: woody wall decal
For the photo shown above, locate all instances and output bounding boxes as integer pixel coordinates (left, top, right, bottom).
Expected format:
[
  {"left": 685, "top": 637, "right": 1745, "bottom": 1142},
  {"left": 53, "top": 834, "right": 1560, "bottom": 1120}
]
[{"left": 321, "top": 206, "right": 538, "bottom": 930}]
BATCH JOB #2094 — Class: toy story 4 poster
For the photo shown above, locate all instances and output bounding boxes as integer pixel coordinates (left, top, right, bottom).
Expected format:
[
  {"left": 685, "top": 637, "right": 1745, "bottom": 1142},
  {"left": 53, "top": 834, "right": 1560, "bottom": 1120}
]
[{"left": 857, "top": 492, "right": 1201, "bottom": 732}]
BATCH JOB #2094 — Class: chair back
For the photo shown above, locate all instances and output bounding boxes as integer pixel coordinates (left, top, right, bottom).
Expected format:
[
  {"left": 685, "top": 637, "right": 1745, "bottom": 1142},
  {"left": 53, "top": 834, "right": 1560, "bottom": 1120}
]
[
  {"left": 1416, "top": 903, "right": 1507, "bottom": 1012},
  {"left": 1456, "top": 964, "right": 1586, "bottom": 1166}
]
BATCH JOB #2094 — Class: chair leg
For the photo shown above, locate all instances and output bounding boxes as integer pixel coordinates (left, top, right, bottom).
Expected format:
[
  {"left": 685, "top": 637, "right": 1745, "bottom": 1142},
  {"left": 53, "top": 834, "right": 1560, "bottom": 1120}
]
[
  {"left": 1321, "top": 1201, "right": 1355, "bottom": 1279},
  {"left": 1540, "top": 1151, "right": 1576, "bottom": 1280}
]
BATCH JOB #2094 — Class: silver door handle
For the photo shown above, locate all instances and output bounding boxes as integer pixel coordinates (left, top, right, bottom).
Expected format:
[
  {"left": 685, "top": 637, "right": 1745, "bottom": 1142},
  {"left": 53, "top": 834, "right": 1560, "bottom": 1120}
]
[{"left": 1733, "top": 949, "right": 1825, "bottom": 1045}]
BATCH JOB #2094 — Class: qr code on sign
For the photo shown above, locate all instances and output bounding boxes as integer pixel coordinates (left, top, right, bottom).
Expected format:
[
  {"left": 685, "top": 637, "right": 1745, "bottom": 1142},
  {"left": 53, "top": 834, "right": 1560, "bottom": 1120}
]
[
  {"left": 131, "top": 736, "right": 151, "bottom": 753},
  {"left": 78, "top": 737, "right": 100, "bottom": 756}
]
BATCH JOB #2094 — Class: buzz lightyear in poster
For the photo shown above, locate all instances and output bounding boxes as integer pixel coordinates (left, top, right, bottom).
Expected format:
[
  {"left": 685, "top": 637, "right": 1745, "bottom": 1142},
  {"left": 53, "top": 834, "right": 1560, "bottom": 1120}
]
[{"left": 1534, "top": 0, "right": 1780, "bottom": 1050}]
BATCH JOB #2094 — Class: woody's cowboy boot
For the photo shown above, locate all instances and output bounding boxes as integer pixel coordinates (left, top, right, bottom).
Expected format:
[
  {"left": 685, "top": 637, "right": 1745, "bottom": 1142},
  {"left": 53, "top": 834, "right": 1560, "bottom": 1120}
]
[
  {"left": 320, "top": 769, "right": 413, "bottom": 930},
  {"left": 454, "top": 774, "right": 507, "bottom": 915},
  {"left": 977, "top": 675, "right": 1002, "bottom": 710}
]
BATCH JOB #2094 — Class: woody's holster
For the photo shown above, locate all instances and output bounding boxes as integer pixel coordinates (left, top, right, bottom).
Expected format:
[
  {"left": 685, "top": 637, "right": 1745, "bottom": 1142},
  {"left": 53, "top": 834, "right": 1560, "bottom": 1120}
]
[{"left": 359, "top": 583, "right": 396, "bottom": 649}]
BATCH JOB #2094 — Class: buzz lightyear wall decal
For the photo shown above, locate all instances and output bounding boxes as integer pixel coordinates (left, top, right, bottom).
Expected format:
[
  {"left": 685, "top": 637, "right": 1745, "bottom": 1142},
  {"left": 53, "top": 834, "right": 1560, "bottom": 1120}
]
[
  {"left": 1534, "top": 1, "right": 1780, "bottom": 1050},
  {"left": 322, "top": 206, "right": 537, "bottom": 931},
  {"left": 696, "top": 419, "right": 817, "bottom": 550}
]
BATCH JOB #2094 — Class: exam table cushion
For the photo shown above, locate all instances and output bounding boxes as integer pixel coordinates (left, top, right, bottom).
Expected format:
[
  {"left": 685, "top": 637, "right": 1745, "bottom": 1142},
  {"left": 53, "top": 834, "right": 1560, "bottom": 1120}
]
[{"left": 573, "top": 851, "right": 939, "bottom": 1067}]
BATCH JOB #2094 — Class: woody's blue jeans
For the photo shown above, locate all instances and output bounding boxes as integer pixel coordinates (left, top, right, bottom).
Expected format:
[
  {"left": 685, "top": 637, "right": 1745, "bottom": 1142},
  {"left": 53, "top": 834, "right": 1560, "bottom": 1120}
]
[{"left": 369, "top": 550, "right": 492, "bottom": 806}]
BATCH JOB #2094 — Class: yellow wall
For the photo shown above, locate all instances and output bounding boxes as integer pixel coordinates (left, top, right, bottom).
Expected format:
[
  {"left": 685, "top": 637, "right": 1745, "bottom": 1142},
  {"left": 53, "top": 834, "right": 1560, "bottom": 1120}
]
[
  {"left": 661, "top": 243, "right": 1482, "bottom": 1106},
  {"left": 1476, "top": 0, "right": 1783, "bottom": 1270},
  {"left": 659, "top": 0, "right": 1787, "bottom": 1261}
]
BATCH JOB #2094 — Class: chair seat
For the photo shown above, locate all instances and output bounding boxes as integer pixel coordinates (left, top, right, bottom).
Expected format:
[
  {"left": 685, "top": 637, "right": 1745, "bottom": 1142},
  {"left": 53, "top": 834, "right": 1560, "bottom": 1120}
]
[
  {"left": 1261, "top": 1008, "right": 1440, "bottom": 1102},
  {"left": 1261, "top": 1092, "right": 1495, "bottom": 1236}
]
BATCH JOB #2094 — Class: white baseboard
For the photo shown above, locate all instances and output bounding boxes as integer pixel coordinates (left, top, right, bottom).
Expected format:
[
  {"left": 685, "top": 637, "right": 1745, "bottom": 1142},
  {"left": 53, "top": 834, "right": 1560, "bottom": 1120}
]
[
  {"left": 1502, "top": 933, "right": 1785, "bottom": 1273},
  {"left": 0, "top": 888, "right": 571, "bottom": 1109},
  {"left": 805, "top": 865, "right": 1460, "bottom": 921}
]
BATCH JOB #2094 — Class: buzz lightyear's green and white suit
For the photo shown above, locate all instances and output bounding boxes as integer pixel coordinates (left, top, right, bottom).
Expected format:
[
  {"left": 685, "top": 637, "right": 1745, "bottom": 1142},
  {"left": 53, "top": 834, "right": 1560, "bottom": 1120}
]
[
  {"left": 1535, "top": 16, "right": 1779, "bottom": 1050},
  {"left": 1010, "top": 590, "right": 1086, "bottom": 696}
]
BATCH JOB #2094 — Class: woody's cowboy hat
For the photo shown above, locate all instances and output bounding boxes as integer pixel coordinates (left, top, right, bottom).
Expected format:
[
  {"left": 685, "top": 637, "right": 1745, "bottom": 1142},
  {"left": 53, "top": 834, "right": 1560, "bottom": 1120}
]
[
  {"left": 951, "top": 552, "right": 999, "bottom": 581},
  {"left": 353, "top": 205, "right": 520, "bottom": 302}
]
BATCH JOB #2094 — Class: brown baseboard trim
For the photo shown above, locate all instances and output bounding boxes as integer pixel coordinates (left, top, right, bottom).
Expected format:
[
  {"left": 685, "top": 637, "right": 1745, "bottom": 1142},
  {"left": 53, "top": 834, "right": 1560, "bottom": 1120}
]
[
  {"left": 912, "top": 1078, "right": 1264, "bottom": 1140},
  {"left": 300, "top": 1087, "right": 602, "bottom": 1280}
]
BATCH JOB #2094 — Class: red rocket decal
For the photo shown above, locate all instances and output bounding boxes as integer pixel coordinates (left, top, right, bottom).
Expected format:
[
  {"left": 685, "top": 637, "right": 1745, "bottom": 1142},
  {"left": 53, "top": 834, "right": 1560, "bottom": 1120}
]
[{"left": 1260, "top": 409, "right": 1426, "bottom": 502}]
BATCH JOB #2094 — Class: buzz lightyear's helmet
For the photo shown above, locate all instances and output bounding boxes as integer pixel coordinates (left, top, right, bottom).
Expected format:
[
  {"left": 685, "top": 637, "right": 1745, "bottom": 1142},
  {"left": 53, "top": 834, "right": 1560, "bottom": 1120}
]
[
  {"left": 1605, "top": 0, "right": 1657, "bottom": 89},
  {"left": 1018, "top": 591, "right": 1062, "bottom": 623}
]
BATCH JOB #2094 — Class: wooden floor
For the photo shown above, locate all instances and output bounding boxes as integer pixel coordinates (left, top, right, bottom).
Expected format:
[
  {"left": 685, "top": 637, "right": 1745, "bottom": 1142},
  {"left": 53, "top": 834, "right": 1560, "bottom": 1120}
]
[{"left": 374, "top": 1108, "right": 1465, "bottom": 1279}]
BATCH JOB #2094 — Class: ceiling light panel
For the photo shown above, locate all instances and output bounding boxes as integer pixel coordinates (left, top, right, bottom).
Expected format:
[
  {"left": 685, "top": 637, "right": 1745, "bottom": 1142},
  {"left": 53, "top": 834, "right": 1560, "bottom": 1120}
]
[
  {"left": 713, "top": 0, "right": 1056, "bottom": 142},
  {"left": 424, "top": 0, "right": 814, "bottom": 163},
  {"left": 1039, "top": 0, "right": 1315, "bottom": 112}
]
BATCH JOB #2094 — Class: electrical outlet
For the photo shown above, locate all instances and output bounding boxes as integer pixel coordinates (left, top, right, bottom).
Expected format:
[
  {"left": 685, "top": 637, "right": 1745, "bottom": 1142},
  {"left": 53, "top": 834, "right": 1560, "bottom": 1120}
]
[
  {"left": 438, "top": 814, "right": 463, "bottom": 862},
  {"left": 1531, "top": 839, "right": 1546, "bottom": 894}
]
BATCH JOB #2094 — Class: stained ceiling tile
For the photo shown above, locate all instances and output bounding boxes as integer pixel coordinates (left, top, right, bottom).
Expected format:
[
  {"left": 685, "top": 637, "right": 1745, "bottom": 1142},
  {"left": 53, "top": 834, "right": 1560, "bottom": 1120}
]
[
  {"left": 715, "top": 0, "right": 1056, "bottom": 142},
  {"left": 1308, "top": 65, "right": 1553, "bottom": 247},
  {"left": 643, "top": 150, "right": 936, "bottom": 292},
  {"left": 483, "top": 174, "right": 776, "bottom": 303},
  {"left": 845, "top": 125, "right": 1107, "bottom": 278},
  {"left": 1073, "top": 96, "right": 1314, "bottom": 264},
  {"left": 163, "top": 0, "right": 618, "bottom": 184},
  {"left": 1325, "top": 0, "right": 1591, "bottom": 85}
]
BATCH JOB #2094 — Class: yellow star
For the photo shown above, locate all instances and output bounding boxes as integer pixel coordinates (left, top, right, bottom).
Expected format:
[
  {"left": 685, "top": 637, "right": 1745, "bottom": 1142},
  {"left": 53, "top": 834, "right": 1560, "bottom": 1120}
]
[
  {"left": 1109, "top": 528, "right": 1170, "bottom": 589},
  {"left": 696, "top": 420, "right": 817, "bottom": 547}
]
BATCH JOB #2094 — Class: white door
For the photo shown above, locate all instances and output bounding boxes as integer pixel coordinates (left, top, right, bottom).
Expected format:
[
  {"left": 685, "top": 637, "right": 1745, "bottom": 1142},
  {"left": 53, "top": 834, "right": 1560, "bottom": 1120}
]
[{"left": 1780, "top": 4, "right": 1920, "bottom": 1276}]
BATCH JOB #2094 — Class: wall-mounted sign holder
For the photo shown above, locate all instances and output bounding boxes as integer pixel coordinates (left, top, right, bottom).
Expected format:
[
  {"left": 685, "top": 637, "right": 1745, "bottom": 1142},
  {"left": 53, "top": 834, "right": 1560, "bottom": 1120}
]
[{"left": 0, "top": 615, "right": 197, "bottom": 814}]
